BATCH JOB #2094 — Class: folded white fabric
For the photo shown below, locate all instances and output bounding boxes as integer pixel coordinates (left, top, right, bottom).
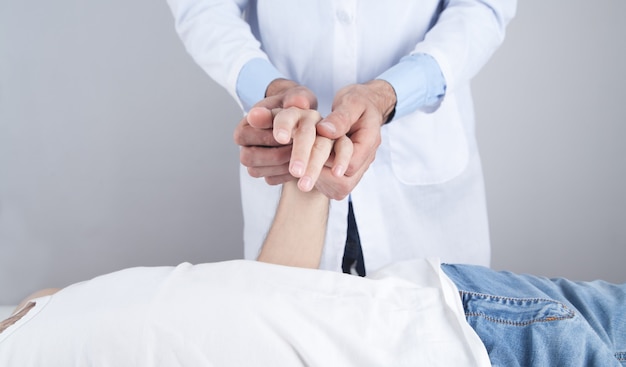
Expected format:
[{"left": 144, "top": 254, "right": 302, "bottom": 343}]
[{"left": 0, "top": 259, "right": 489, "bottom": 366}]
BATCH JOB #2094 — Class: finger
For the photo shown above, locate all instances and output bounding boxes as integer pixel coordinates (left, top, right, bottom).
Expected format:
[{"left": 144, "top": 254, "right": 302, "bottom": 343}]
[
  {"left": 246, "top": 107, "right": 274, "bottom": 129},
  {"left": 298, "top": 136, "right": 334, "bottom": 192},
  {"left": 346, "top": 137, "right": 376, "bottom": 177},
  {"left": 235, "top": 123, "right": 283, "bottom": 147},
  {"left": 315, "top": 158, "right": 369, "bottom": 200},
  {"left": 314, "top": 168, "right": 353, "bottom": 200},
  {"left": 247, "top": 163, "right": 290, "bottom": 179},
  {"left": 239, "top": 145, "right": 292, "bottom": 168},
  {"left": 283, "top": 92, "right": 312, "bottom": 110},
  {"left": 318, "top": 101, "right": 366, "bottom": 140},
  {"left": 285, "top": 109, "right": 322, "bottom": 178},
  {"left": 331, "top": 136, "right": 353, "bottom": 177},
  {"left": 253, "top": 93, "right": 286, "bottom": 110},
  {"left": 272, "top": 107, "right": 302, "bottom": 144},
  {"left": 344, "top": 121, "right": 381, "bottom": 177},
  {"left": 265, "top": 173, "right": 295, "bottom": 186},
  {"left": 273, "top": 107, "right": 321, "bottom": 145},
  {"left": 259, "top": 83, "right": 318, "bottom": 111},
  {"left": 282, "top": 86, "right": 318, "bottom": 110}
]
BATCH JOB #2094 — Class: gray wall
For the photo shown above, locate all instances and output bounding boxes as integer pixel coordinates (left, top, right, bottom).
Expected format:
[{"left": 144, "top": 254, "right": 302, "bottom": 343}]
[
  {"left": 1, "top": 1, "right": 624, "bottom": 304},
  {"left": 474, "top": 1, "right": 626, "bottom": 280}
]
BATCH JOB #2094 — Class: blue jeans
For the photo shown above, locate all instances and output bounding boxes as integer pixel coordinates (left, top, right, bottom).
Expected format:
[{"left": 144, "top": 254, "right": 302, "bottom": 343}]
[{"left": 441, "top": 264, "right": 626, "bottom": 367}]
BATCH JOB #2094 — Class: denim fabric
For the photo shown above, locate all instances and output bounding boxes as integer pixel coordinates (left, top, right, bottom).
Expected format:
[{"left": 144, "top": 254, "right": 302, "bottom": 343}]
[{"left": 442, "top": 264, "right": 626, "bottom": 367}]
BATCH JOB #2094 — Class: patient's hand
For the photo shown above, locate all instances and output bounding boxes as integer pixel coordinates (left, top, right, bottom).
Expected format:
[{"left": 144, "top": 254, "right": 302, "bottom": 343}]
[{"left": 267, "top": 107, "right": 353, "bottom": 192}]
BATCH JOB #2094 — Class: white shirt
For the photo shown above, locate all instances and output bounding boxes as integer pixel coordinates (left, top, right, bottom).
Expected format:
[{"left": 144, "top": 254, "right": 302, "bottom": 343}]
[
  {"left": 0, "top": 259, "right": 490, "bottom": 366},
  {"left": 166, "top": 0, "right": 517, "bottom": 271}
]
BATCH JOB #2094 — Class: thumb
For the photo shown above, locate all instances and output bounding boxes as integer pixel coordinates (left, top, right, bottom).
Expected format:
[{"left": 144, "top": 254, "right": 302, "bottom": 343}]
[
  {"left": 246, "top": 107, "right": 274, "bottom": 129},
  {"left": 317, "top": 106, "right": 357, "bottom": 140}
]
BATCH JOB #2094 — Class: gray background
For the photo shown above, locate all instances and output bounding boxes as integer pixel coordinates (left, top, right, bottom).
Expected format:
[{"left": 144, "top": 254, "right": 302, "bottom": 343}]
[{"left": 1, "top": 1, "right": 624, "bottom": 305}]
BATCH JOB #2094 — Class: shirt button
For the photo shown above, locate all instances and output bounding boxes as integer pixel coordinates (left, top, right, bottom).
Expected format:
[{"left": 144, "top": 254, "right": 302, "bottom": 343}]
[{"left": 336, "top": 10, "right": 353, "bottom": 24}]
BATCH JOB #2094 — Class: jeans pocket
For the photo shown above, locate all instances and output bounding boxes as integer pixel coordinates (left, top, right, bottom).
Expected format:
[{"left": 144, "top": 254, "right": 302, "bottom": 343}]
[{"left": 459, "top": 291, "right": 575, "bottom": 326}]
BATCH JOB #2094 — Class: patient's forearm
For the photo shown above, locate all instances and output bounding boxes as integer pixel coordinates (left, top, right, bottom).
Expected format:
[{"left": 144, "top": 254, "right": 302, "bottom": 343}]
[{"left": 257, "top": 181, "right": 330, "bottom": 268}]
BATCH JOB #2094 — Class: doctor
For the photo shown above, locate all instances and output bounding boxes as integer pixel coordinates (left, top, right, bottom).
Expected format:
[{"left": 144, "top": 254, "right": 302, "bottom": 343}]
[{"left": 166, "top": 0, "right": 517, "bottom": 274}]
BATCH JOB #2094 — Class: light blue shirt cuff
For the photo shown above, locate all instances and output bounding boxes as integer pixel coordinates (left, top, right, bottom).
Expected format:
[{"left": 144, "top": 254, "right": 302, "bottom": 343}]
[
  {"left": 377, "top": 53, "right": 447, "bottom": 120},
  {"left": 236, "top": 58, "right": 286, "bottom": 111}
]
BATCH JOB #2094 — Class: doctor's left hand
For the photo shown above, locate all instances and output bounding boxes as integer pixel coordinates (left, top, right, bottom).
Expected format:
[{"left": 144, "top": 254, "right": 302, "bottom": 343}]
[
  {"left": 234, "top": 78, "right": 318, "bottom": 186},
  {"left": 313, "top": 80, "right": 397, "bottom": 200}
]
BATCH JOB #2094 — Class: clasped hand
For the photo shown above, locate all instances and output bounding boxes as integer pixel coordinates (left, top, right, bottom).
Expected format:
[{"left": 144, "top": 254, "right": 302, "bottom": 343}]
[{"left": 233, "top": 79, "right": 396, "bottom": 200}]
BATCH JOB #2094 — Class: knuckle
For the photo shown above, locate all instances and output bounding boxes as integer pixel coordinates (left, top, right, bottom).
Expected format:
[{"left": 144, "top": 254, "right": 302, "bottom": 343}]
[
  {"left": 239, "top": 149, "right": 253, "bottom": 166},
  {"left": 233, "top": 128, "right": 242, "bottom": 144},
  {"left": 345, "top": 161, "right": 359, "bottom": 176},
  {"left": 296, "top": 123, "right": 316, "bottom": 136},
  {"left": 247, "top": 167, "right": 263, "bottom": 178},
  {"left": 308, "top": 109, "right": 322, "bottom": 121},
  {"left": 312, "top": 137, "right": 332, "bottom": 153},
  {"left": 262, "top": 133, "right": 278, "bottom": 146},
  {"left": 281, "top": 106, "right": 298, "bottom": 120},
  {"left": 233, "top": 121, "right": 250, "bottom": 145},
  {"left": 275, "top": 146, "right": 292, "bottom": 163}
]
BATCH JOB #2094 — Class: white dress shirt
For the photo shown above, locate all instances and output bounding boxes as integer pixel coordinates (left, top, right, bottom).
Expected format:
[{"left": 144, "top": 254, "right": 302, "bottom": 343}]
[{"left": 166, "top": 0, "right": 517, "bottom": 271}]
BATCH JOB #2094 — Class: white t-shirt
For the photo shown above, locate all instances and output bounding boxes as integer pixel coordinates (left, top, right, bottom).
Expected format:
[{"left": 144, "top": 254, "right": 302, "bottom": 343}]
[{"left": 0, "top": 259, "right": 490, "bottom": 366}]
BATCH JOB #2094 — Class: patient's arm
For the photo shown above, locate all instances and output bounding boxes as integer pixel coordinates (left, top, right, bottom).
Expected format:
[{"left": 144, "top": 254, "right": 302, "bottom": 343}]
[
  {"left": 257, "top": 180, "right": 329, "bottom": 268},
  {"left": 257, "top": 107, "right": 352, "bottom": 268}
]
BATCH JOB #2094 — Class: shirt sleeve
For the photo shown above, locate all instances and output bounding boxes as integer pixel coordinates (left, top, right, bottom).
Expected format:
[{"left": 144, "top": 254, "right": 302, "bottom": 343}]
[
  {"left": 378, "top": 0, "right": 516, "bottom": 120},
  {"left": 236, "top": 58, "right": 286, "bottom": 111},
  {"left": 414, "top": 0, "right": 517, "bottom": 92},
  {"left": 166, "top": 0, "right": 273, "bottom": 110},
  {"left": 376, "top": 53, "right": 447, "bottom": 120}
]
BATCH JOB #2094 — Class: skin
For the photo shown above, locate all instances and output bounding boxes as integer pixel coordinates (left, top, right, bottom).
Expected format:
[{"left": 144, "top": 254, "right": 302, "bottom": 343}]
[
  {"left": 233, "top": 78, "right": 397, "bottom": 200},
  {"left": 233, "top": 79, "right": 318, "bottom": 186},
  {"left": 258, "top": 107, "right": 349, "bottom": 266},
  {"left": 269, "top": 107, "right": 352, "bottom": 192},
  {"left": 256, "top": 180, "right": 329, "bottom": 268}
]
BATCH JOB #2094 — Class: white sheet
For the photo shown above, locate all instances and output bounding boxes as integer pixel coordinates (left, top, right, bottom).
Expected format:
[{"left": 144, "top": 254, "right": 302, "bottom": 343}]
[{"left": 0, "top": 260, "right": 490, "bottom": 366}]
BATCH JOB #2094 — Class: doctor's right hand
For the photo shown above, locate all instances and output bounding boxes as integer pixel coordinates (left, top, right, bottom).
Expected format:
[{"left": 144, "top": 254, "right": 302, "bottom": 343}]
[{"left": 233, "top": 79, "right": 318, "bottom": 185}]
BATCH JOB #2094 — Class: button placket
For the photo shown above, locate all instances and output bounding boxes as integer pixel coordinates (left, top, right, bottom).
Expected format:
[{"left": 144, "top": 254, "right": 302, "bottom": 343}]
[{"left": 332, "top": 0, "right": 358, "bottom": 92}]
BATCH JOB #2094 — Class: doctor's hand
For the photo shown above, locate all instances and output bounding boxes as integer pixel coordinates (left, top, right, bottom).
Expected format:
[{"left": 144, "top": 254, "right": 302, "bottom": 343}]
[
  {"left": 313, "top": 79, "right": 397, "bottom": 200},
  {"left": 233, "top": 79, "right": 318, "bottom": 185}
]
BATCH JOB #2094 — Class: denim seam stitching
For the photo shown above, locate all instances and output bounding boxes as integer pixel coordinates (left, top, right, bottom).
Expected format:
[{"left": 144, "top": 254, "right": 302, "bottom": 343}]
[{"left": 459, "top": 291, "right": 576, "bottom": 326}]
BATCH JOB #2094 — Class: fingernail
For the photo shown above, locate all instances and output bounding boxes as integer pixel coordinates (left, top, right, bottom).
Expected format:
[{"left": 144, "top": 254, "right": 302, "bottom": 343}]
[
  {"left": 333, "top": 165, "right": 345, "bottom": 177},
  {"left": 276, "top": 129, "right": 290, "bottom": 143},
  {"left": 291, "top": 161, "right": 304, "bottom": 177},
  {"left": 299, "top": 176, "right": 312, "bottom": 191},
  {"left": 318, "top": 121, "right": 336, "bottom": 135}
]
